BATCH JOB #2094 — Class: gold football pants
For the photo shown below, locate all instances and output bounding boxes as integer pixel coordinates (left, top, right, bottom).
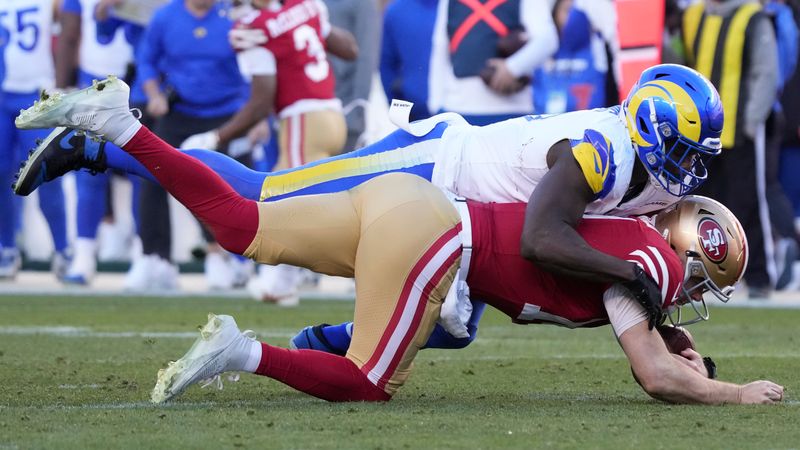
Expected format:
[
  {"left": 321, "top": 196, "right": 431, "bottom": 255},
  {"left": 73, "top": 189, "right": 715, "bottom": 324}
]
[{"left": 243, "top": 173, "right": 462, "bottom": 394}]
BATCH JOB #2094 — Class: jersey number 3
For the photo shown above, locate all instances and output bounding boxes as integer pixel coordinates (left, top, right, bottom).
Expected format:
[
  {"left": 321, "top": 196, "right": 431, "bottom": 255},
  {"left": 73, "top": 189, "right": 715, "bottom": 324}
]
[{"left": 293, "top": 24, "right": 328, "bottom": 83}]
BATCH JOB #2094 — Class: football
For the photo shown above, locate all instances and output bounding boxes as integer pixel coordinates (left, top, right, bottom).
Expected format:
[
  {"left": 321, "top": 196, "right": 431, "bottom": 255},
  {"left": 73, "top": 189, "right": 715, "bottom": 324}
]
[{"left": 657, "top": 324, "right": 696, "bottom": 354}]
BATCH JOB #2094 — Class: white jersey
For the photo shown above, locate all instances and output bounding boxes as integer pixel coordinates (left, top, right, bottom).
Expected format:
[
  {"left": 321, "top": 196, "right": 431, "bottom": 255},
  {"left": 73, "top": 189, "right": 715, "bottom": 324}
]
[
  {"left": 0, "top": 0, "right": 55, "bottom": 92},
  {"left": 76, "top": 0, "right": 132, "bottom": 77},
  {"left": 424, "top": 107, "right": 678, "bottom": 216}
]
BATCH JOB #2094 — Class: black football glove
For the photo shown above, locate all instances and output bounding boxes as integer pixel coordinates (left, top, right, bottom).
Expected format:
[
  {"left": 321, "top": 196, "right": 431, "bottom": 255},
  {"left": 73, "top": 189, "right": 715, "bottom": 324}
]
[{"left": 620, "top": 264, "right": 664, "bottom": 330}]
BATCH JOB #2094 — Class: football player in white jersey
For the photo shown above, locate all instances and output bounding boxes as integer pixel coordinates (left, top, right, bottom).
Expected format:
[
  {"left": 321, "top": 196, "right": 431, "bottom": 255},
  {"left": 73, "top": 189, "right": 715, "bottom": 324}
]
[
  {"left": 11, "top": 79, "right": 783, "bottom": 405},
  {"left": 16, "top": 64, "right": 723, "bottom": 321},
  {"left": 0, "top": 0, "right": 69, "bottom": 279}
]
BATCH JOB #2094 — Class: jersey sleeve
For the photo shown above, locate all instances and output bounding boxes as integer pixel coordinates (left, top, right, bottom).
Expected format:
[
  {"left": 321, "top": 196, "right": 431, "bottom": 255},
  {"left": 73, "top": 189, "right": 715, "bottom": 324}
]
[
  {"left": 570, "top": 129, "right": 617, "bottom": 200},
  {"left": 230, "top": 11, "right": 275, "bottom": 78},
  {"left": 236, "top": 47, "right": 277, "bottom": 78},
  {"left": 230, "top": 14, "right": 269, "bottom": 52}
]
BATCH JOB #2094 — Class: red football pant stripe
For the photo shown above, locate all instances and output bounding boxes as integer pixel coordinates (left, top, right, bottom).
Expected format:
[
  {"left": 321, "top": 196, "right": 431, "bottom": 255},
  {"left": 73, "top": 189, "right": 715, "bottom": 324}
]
[{"left": 361, "top": 225, "right": 462, "bottom": 389}]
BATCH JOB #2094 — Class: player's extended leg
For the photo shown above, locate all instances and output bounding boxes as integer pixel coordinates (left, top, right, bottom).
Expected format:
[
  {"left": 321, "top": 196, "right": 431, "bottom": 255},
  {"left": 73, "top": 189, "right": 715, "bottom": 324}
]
[
  {"left": 339, "top": 175, "right": 461, "bottom": 395},
  {"left": 151, "top": 174, "right": 462, "bottom": 402},
  {"left": 15, "top": 111, "right": 446, "bottom": 203}
]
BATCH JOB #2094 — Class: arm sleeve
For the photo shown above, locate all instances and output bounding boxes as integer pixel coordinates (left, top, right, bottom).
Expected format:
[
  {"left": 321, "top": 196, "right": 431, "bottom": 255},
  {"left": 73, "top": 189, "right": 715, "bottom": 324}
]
[
  {"left": 570, "top": 129, "right": 615, "bottom": 199},
  {"left": 505, "top": 0, "right": 559, "bottom": 77},
  {"left": 603, "top": 284, "right": 648, "bottom": 338}
]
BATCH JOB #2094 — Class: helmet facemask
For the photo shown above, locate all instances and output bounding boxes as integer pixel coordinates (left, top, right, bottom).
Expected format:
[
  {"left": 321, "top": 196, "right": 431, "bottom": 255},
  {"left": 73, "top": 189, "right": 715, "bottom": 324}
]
[
  {"left": 637, "top": 99, "right": 722, "bottom": 197},
  {"left": 667, "top": 251, "right": 735, "bottom": 327},
  {"left": 655, "top": 195, "right": 748, "bottom": 327}
]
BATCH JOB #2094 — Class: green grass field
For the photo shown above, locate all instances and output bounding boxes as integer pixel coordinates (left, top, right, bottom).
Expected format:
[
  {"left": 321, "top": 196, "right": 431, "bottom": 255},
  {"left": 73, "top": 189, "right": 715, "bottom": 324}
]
[{"left": 0, "top": 295, "right": 798, "bottom": 449}]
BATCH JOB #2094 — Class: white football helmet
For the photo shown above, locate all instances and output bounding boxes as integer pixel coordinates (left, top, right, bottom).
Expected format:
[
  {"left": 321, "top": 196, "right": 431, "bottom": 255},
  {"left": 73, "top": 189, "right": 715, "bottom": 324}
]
[{"left": 653, "top": 195, "right": 748, "bottom": 326}]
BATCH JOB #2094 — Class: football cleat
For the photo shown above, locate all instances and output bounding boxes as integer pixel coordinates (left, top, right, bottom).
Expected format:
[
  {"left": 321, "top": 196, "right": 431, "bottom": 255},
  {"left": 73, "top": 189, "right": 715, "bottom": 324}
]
[
  {"left": 15, "top": 76, "right": 136, "bottom": 143},
  {"left": 13, "top": 127, "right": 107, "bottom": 196},
  {"left": 289, "top": 324, "right": 347, "bottom": 356},
  {"left": 151, "top": 314, "right": 256, "bottom": 403}
]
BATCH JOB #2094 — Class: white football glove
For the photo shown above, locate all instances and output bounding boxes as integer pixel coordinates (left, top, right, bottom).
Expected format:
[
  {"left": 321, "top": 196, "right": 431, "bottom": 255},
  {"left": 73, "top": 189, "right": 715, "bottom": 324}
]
[
  {"left": 180, "top": 130, "right": 219, "bottom": 150},
  {"left": 437, "top": 270, "right": 472, "bottom": 339}
]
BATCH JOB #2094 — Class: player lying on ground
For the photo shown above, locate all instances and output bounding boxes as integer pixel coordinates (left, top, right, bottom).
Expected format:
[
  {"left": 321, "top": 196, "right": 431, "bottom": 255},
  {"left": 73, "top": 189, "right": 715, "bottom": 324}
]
[
  {"left": 14, "top": 77, "right": 782, "bottom": 405},
  {"left": 14, "top": 64, "right": 725, "bottom": 324}
]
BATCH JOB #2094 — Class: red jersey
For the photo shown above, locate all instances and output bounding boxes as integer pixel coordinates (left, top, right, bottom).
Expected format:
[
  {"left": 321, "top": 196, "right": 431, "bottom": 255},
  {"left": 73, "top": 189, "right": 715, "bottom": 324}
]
[
  {"left": 232, "top": 0, "right": 337, "bottom": 116},
  {"left": 465, "top": 202, "right": 684, "bottom": 328}
]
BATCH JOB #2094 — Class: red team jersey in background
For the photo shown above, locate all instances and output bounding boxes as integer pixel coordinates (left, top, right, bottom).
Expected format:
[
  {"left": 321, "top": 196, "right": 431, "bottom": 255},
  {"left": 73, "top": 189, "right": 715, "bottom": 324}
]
[
  {"left": 466, "top": 202, "right": 684, "bottom": 328},
  {"left": 234, "top": 0, "right": 336, "bottom": 115}
]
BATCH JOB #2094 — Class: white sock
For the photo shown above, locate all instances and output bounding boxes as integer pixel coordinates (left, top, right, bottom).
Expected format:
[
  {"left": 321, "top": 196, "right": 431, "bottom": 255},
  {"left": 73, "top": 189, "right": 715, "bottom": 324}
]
[
  {"left": 226, "top": 336, "right": 262, "bottom": 373},
  {"left": 242, "top": 339, "right": 262, "bottom": 373},
  {"left": 110, "top": 120, "right": 142, "bottom": 148}
]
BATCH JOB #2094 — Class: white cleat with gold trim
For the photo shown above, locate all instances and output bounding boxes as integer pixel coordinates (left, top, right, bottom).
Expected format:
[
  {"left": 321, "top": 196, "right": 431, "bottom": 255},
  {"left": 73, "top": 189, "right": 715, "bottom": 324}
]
[
  {"left": 15, "top": 76, "right": 137, "bottom": 143},
  {"left": 151, "top": 314, "right": 255, "bottom": 404}
]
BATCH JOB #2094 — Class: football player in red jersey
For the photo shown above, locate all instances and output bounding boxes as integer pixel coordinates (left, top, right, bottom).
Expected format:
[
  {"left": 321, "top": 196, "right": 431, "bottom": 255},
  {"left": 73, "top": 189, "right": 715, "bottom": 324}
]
[
  {"left": 182, "top": 0, "right": 358, "bottom": 166},
  {"left": 179, "top": 0, "right": 359, "bottom": 301},
  {"left": 14, "top": 80, "right": 783, "bottom": 405}
]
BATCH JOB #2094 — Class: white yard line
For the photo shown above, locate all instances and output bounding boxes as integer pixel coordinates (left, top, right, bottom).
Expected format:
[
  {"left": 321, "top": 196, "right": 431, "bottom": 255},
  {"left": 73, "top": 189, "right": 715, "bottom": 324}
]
[
  {"left": 0, "top": 399, "right": 282, "bottom": 411},
  {"left": 0, "top": 326, "right": 295, "bottom": 339}
]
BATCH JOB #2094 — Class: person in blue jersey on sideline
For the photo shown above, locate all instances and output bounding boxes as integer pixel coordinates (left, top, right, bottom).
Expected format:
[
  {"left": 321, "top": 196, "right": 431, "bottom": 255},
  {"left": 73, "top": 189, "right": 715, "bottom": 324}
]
[{"left": 0, "top": 0, "right": 69, "bottom": 279}]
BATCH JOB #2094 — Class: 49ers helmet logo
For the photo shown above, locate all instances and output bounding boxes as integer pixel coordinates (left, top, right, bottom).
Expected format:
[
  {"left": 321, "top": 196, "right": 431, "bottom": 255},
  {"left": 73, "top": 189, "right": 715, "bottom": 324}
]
[{"left": 697, "top": 218, "right": 728, "bottom": 263}]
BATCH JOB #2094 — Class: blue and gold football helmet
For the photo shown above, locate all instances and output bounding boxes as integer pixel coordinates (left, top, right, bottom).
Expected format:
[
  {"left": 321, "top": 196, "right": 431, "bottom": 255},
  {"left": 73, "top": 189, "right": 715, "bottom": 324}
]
[{"left": 623, "top": 64, "right": 724, "bottom": 196}]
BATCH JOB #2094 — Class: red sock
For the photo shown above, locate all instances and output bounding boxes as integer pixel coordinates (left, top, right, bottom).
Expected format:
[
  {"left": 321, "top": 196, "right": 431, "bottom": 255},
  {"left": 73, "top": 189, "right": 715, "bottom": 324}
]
[
  {"left": 256, "top": 343, "right": 391, "bottom": 402},
  {"left": 122, "top": 127, "right": 258, "bottom": 254}
]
